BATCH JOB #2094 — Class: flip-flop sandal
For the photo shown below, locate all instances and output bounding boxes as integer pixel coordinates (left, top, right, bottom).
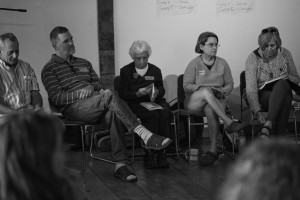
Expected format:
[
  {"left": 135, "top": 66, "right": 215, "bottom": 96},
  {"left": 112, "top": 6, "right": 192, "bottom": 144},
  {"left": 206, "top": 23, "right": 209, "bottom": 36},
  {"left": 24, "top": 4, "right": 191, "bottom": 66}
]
[
  {"left": 141, "top": 134, "right": 173, "bottom": 150},
  {"left": 114, "top": 166, "right": 137, "bottom": 182},
  {"left": 260, "top": 126, "right": 271, "bottom": 140}
]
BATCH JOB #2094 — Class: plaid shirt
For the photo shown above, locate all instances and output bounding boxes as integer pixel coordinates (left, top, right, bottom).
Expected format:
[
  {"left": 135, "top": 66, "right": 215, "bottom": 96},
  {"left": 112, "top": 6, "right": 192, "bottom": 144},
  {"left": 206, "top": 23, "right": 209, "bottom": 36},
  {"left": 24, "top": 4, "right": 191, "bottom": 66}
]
[
  {"left": 41, "top": 54, "right": 103, "bottom": 107},
  {"left": 0, "top": 59, "right": 39, "bottom": 110}
]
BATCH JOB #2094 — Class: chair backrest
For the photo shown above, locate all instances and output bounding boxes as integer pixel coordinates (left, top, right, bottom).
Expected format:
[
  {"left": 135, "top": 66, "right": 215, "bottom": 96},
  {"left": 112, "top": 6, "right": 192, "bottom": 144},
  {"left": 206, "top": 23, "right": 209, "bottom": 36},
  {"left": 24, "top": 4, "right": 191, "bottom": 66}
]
[
  {"left": 114, "top": 76, "right": 121, "bottom": 91},
  {"left": 177, "top": 74, "right": 185, "bottom": 109},
  {"left": 239, "top": 71, "right": 246, "bottom": 98}
]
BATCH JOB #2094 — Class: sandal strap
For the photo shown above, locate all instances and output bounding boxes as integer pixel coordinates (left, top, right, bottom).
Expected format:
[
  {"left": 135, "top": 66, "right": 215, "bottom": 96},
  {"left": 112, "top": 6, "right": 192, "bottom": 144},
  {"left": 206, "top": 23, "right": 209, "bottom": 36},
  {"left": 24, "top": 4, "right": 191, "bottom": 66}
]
[
  {"left": 143, "top": 134, "right": 172, "bottom": 150},
  {"left": 114, "top": 166, "right": 137, "bottom": 182}
]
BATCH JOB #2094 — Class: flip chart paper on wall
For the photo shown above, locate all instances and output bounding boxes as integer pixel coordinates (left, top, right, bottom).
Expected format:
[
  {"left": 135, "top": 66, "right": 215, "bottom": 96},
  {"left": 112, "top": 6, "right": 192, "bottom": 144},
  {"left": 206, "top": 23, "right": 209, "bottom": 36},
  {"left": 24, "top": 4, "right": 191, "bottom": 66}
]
[
  {"left": 217, "top": 0, "right": 255, "bottom": 15},
  {"left": 156, "top": 0, "right": 197, "bottom": 15}
]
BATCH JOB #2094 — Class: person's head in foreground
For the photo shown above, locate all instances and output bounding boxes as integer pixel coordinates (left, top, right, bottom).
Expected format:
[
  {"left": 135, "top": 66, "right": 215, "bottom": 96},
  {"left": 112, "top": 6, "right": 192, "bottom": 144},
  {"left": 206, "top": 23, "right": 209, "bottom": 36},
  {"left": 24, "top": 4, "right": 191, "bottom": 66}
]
[
  {"left": 0, "top": 112, "right": 75, "bottom": 200},
  {"left": 218, "top": 139, "right": 300, "bottom": 200}
]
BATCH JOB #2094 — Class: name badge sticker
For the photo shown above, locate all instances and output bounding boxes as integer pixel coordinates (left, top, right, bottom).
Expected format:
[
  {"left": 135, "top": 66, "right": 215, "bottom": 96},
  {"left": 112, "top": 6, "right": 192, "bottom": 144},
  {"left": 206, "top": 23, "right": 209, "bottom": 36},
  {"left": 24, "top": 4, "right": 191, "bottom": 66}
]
[
  {"left": 145, "top": 76, "right": 154, "bottom": 80},
  {"left": 78, "top": 68, "right": 89, "bottom": 72},
  {"left": 198, "top": 70, "right": 205, "bottom": 75}
]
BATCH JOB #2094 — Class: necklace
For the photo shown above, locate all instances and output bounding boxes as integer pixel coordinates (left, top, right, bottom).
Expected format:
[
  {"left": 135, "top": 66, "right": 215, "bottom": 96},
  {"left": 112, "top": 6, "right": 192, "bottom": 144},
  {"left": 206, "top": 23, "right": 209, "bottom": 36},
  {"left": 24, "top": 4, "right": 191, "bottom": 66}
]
[{"left": 201, "top": 55, "right": 215, "bottom": 67}]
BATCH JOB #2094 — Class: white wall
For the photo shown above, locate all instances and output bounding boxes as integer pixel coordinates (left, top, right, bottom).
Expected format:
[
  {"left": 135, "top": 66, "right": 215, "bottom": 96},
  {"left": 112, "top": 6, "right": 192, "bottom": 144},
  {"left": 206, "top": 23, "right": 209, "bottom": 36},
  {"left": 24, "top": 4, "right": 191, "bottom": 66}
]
[
  {"left": 0, "top": 0, "right": 99, "bottom": 111},
  {"left": 114, "top": 0, "right": 300, "bottom": 118}
]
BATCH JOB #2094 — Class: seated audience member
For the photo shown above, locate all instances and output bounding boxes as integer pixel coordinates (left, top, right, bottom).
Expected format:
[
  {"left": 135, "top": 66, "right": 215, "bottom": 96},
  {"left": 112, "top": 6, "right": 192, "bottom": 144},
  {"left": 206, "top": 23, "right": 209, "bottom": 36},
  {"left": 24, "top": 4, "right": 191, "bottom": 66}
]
[
  {"left": 245, "top": 27, "right": 300, "bottom": 139},
  {"left": 217, "top": 139, "right": 300, "bottom": 200},
  {"left": 183, "top": 31, "right": 246, "bottom": 165},
  {"left": 119, "top": 40, "right": 171, "bottom": 169},
  {"left": 0, "top": 33, "right": 43, "bottom": 116},
  {"left": 0, "top": 112, "right": 76, "bottom": 200},
  {"left": 41, "top": 26, "right": 172, "bottom": 182}
]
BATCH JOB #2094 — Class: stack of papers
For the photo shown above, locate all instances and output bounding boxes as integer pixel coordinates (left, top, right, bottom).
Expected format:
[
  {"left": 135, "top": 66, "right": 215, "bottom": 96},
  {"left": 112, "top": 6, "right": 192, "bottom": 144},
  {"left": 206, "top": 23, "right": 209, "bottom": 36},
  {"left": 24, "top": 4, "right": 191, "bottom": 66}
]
[{"left": 140, "top": 102, "right": 163, "bottom": 111}]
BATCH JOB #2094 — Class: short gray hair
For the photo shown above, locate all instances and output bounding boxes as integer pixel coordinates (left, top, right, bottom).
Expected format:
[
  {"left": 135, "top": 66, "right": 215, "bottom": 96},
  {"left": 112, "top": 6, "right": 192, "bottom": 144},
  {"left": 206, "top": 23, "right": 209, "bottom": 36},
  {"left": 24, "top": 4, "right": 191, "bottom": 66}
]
[
  {"left": 0, "top": 33, "right": 18, "bottom": 50},
  {"left": 129, "top": 40, "right": 152, "bottom": 59}
]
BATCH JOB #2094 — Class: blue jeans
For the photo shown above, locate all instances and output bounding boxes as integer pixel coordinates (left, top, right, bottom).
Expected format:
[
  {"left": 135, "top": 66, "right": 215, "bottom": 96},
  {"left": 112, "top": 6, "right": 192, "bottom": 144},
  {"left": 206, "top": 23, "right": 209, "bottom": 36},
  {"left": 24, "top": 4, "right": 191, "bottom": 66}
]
[{"left": 62, "top": 89, "right": 140, "bottom": 162}]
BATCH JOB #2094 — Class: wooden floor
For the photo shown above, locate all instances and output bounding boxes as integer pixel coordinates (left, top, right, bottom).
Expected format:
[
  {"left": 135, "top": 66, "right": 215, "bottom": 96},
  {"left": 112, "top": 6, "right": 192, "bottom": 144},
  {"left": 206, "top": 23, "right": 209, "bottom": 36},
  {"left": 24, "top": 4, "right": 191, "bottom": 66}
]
[{"left": 65, "top": 138, "right": 235, "bottom": 200}]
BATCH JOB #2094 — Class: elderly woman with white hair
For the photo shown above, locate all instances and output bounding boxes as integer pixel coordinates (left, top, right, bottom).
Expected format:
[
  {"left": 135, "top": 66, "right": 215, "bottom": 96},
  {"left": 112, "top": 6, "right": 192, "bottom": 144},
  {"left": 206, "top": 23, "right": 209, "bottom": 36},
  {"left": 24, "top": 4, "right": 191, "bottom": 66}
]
[
  {"left": 118, "top": 40, "right": 171, "bottom": 169},
  {"left": 245, "top": 26, "right": 300, "bottom": 139}
]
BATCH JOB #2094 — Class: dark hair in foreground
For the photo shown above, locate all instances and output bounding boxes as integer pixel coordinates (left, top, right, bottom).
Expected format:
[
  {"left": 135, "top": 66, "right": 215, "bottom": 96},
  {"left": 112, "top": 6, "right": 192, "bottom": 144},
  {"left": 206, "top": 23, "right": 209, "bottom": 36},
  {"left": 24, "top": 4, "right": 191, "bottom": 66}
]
[
  {"left": 217, "top": 139, "right": 300, "bottom": 200},
  {"left": 0, "top": 112, "right": 75, "bottom": 200}
]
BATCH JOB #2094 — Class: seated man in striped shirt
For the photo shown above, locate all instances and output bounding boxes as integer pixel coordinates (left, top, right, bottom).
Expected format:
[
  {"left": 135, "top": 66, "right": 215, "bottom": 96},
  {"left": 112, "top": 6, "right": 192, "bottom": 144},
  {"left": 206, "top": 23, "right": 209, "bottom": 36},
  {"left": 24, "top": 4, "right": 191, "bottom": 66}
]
[
  {"left": 0, "top": 33, "right": 43, "bottom": 117},
  {"left": 42, "top": 26, "right": 172, "bottom": 182}
]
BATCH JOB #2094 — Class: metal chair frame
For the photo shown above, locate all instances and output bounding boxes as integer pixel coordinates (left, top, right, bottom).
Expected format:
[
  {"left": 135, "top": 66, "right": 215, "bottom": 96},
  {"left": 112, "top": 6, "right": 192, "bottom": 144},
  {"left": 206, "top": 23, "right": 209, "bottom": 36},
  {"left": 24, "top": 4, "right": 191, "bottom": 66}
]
[
  {"left": 48, "top": 99, "right": 136, "bottom": 174},
  {"left": 172, "top": 74, "right": 236, "bottom": 161}
]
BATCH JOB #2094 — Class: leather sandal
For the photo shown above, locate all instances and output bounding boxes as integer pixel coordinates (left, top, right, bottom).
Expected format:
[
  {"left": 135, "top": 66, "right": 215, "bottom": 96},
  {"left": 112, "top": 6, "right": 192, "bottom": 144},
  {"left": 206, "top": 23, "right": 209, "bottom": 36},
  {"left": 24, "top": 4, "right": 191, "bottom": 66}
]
[
  {"left": 141, "top": 134, "right": 173, "bottom": 150},
  {"left": 260, "top": 125, "right": 271, "bottom": 140},
  {"left": 114, "top": 166, "right": 137, "bottom": 182}
]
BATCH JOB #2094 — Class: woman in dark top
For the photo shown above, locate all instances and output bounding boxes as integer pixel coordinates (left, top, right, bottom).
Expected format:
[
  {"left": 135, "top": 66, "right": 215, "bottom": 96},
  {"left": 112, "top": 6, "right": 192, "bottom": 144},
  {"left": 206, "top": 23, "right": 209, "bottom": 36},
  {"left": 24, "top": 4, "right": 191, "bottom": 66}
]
[{"left": 119, "top": 40, "right": 171, "bottom": 169}]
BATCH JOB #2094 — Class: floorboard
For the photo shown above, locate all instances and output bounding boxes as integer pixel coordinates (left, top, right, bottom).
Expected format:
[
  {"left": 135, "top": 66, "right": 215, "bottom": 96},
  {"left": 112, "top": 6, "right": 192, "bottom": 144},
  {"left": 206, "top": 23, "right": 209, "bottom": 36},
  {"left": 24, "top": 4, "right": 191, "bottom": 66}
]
[{"left": 64, "top": 137, "right": 237, "bottom": 200}]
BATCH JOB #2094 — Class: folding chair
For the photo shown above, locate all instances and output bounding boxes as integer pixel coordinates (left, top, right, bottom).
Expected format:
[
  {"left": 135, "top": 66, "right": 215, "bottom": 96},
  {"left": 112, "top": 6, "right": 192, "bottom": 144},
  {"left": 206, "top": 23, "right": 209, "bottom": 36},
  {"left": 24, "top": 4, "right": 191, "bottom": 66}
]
[
  {"left": 48, "top": 99, "right": 136, "bottom": 174},
  {"left": 239, "top": 70, "right": 298, "bottom": 142},
  {"left": 172, "top": 74, "right": 236, "bottom": 161}
]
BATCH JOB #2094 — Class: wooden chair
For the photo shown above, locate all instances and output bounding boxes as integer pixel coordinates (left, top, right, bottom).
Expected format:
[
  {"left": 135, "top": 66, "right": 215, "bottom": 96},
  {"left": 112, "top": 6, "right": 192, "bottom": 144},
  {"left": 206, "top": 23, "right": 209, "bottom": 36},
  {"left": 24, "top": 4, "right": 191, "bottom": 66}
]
[{"left": 239, "top": 70, "right": 298, "bottom": 142}]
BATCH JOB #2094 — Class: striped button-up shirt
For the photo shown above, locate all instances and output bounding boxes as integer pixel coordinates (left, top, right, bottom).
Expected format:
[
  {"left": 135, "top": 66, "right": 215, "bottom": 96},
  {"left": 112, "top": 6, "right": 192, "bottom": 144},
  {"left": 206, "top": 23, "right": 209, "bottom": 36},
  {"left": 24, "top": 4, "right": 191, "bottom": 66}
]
[
  {"left": 0, "top": 59, "right": 39, "bottom": 110},
  {"left": 41, "top": 54, "right": 103, "bottom": 107}
]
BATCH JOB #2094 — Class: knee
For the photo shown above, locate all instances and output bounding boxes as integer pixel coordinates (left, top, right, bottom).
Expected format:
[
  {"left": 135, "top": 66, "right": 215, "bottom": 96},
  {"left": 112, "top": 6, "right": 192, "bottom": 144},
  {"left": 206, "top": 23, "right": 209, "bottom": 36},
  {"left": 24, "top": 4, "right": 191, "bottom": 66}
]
[
  {"left": 191, "top": 87, "right": 213, "bottom": 100},
  {"left": 149, "top": 111, "right": 160, "bottom": 120},
  {"left": 197, "top": 87, "right": 214, "bottom": 98},
  {"left": 277, "top": 80, "right": 291, "bottom": 91},
  {"left": 103, "top": 89, "right": 114, "bottom": 96}
]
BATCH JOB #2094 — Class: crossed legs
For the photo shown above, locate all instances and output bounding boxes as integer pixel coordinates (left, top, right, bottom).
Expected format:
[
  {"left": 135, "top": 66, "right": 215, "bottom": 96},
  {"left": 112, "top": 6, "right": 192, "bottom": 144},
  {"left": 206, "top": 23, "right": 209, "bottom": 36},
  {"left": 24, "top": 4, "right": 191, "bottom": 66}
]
[
  {"left": 187, "top": 87, "right": 245, "bottom": 133},
  {"left": 259, "top": 79, "right": 293, "bottom": 137},
  {"left": 62, "top": 89, "right": 172, "bottom": 181}
]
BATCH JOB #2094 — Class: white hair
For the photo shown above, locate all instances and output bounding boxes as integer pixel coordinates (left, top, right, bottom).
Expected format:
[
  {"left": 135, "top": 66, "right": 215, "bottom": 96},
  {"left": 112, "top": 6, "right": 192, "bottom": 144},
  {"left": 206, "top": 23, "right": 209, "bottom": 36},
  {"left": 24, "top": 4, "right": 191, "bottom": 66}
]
[{"left": 128, "top": 40, "right": 152, "bottom": 59}]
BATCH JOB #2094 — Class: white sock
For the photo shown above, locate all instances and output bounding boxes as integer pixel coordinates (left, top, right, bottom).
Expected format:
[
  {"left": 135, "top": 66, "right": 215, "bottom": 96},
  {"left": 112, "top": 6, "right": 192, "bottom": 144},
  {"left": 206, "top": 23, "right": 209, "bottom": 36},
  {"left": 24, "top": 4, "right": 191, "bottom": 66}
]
[
  {"left": 133, "top": 125, "right": 153, "bottom": 144},
  {"left": 133, "top": 125, "right": 170, "bottom": 146}
]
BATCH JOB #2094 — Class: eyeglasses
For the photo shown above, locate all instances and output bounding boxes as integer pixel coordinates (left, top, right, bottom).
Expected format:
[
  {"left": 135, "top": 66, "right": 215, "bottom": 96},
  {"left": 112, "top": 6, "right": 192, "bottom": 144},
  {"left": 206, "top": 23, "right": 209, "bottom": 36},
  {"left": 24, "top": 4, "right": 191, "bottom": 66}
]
[
  {"left": 204, "top": 43, "right": 220, "bottom": 48},
  {"left": 134, "top": 56, "right": 149, "bottom": 62},
  {"left": 261, "top": 27, "right": 279, "bottom": 35},
  {"left": 262, "top": 44, "right": 277, "bottom": 50}
]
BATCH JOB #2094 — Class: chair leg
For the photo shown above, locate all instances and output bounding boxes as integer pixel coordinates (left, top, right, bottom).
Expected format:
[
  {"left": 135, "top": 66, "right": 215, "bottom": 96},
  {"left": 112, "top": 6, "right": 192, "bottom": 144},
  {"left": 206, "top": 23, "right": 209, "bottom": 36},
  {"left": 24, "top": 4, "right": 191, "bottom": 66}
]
[
  {"left": 294, "top": 113, "right": 298, "bottom": 144},
  {"left": 89, "top": 131, "right": 116, "bottom": 165},
  {"left": 165, "top": 114, "right": 180, "bottom": 160},
  {"left": 252, "top": 119, "right": 255, "bottom": 141}
]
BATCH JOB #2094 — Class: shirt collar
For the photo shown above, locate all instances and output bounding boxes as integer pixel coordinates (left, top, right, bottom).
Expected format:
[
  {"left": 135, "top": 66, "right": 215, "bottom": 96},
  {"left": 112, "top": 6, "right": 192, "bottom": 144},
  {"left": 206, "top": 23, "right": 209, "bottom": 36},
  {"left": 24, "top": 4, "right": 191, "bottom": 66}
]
[
  {"left": 51, "top": 54, "right": 75, "bottom": 64},
  {"left": 135, "top": 64, "right": 149, "bottom": 77},
  {"left": 0, "top": 59, "right": 19, "bottom": 71}
]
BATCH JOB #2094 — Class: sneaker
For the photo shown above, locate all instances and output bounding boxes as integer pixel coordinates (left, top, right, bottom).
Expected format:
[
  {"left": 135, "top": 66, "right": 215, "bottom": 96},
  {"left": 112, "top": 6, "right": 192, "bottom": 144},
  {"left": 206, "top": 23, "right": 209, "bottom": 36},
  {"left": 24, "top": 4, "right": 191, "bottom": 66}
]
[
  {"left": 144, "top": 149, "right": 157, "bottom": 169},
  {"left": 157, "top": 150, "right": 169, "bottom": 168},
  {"left": 199, "top": 151, "right": 219, "bottom": 166}
]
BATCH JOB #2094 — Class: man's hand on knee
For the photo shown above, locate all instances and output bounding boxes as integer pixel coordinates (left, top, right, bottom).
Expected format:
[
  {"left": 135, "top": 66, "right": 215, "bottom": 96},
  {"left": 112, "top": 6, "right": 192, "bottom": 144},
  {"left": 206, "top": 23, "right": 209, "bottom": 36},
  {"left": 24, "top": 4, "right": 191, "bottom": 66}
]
[{"left": 79, "top": 85, "right": 94, "bottom": 99}]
